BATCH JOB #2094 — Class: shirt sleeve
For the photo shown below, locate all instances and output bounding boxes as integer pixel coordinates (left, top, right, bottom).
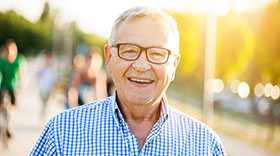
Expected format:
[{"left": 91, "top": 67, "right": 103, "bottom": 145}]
[
  {"left": 18, "top": 53, "right": 26, "bottom": 64},
  {"left": 30, "top": 119, "right": 58, "bottom": 156}
]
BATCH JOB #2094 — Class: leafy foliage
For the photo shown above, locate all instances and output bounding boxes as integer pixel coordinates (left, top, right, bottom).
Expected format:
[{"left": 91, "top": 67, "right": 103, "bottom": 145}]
[
  {"left": 256, "top": 3, "right": 280, "bottom": 84},
  {"left": 0, "top": 2, "right": 106, "bottom": 56},
  {"left": 170, "top": 13, "right": 205, "bottom": 78},
  {"left": 216, "top": 13, "right": 255, "bottom": 84},
  {"left": 0, "top": 11, "right": 51, "bottom": 55}
]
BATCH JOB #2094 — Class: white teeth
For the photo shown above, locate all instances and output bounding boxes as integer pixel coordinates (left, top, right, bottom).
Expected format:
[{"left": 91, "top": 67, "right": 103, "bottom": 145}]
[{"left": 129, "top": 78, "right": 152, "bottom": 83}]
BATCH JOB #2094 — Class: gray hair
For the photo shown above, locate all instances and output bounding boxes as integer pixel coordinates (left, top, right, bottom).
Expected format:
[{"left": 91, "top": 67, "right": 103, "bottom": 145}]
[{"left": 108, "top": 6, "right": 179, "bottom": 53}]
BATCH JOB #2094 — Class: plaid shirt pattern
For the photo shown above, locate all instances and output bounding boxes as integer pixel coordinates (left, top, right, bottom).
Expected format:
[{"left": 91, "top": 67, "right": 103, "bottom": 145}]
[{"left": 30, "top": 91, "right": 226, "bottom": 156}]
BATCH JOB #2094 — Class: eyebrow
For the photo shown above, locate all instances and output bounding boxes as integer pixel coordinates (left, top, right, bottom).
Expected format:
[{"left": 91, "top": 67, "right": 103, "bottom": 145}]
[{"left": 117, "top": 42, "right": 166, "bottom": 49}]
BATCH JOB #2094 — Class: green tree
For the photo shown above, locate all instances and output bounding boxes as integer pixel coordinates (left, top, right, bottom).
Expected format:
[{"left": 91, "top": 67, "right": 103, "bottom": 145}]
[
  {"left": 256, "top": 2, "right": 280, "bottom": 85},
  {"left": 0, "top": 11, "right": 50, "bottom": 55},
  {"left": 216, "top": 13, "right": 255, "bottom": 84},
  {"left": 71, "top": 22, "right": 107, "bottom": 56},
  {"left": 170, "top": 13, "right": 205, "bottom": 78},
  {"left": 167, "top": 12, "right": 206, "bottom": 101},
  {"left": 39, "top": 2, "right": 50, "bottom": 23}
]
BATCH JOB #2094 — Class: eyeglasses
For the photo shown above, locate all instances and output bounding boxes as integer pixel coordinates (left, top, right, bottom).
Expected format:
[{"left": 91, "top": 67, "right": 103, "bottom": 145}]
[{"left": 112, "top": 43, "right": 173, "bottom": 64}]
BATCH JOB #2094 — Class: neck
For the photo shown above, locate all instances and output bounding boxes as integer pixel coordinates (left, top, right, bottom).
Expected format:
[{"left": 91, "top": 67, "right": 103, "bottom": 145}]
[
  {"left": 117, "top": 95, "right": 162, "bottom": 123},
  {"left": 116, "top": 94, "right": 163, "bottom": 151}
]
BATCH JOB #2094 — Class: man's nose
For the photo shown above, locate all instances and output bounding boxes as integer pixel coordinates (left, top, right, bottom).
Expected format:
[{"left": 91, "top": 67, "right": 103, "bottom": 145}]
[{"left": 132, "top": 51, "right": 151, "bottom": 72}]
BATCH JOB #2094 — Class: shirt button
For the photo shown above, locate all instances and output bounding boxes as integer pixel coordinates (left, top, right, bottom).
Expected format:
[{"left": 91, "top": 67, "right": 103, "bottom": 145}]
[{"left": 127, "top": 135, "right": 132, "bottom": 140}]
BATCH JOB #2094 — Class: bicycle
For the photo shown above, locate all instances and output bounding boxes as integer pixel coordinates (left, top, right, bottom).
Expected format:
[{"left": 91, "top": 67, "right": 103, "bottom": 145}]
[{"left": 0, "top": 89, "right": 11, "bottom": 149}]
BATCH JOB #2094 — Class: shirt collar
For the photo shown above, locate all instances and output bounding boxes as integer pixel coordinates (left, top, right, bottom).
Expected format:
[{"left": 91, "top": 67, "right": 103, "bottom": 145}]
[
  {"left": 111, "top": 89, "right": 169, "bottom": 128},
  {"left": 111, "top": 90, "right": 124, "bottom": 128},
  {"left": 159, "top": 94, "right": 168, "bottom": 126}
]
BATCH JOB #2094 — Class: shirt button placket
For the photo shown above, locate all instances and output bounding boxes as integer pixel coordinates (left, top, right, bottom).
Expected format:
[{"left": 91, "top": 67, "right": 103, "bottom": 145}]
[
  {"left": 127, "top": 135, "right": 132, "bottom": 140},
  {"left": 127, "top": 135, "right": 135, "bottom": 156},
  {"left": 124, "top": 133, "right": 133, "bottom": 156},
  {"left": 129, "top": 134, "right": 140, "bottom": 156}
]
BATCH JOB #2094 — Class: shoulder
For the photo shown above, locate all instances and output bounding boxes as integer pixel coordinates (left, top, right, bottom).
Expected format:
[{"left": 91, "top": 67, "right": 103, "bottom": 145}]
[
  {"left": 18, "top": 53, "right": 26, "bottom": 61},
  {"left": 167, "top": 105, "right": 220, "bottom": 140},
  {"left": 0, "top": 57, "right": 5, "bottom": 65},
  {"left": 17, "top": 53, "right": 25, "bottom": 58},
  {"left": 30, "top": 97, "right": 115, "bottom": 155},
  {"left": 51, "top": 96, "right": 113, "bottom": 125},
  {"left": 167, "top": 106, "right": 226, "bottom": 154},
  {"left": 168, "top": 105, "right": 206, "bottom": 127}
]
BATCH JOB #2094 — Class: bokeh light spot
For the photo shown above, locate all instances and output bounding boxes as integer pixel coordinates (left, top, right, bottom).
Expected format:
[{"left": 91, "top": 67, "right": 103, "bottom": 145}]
[
  {"left": 271, "top": 85, "right": 280, "bottom": 100},
  {"left": 237, "top": 82, "right": 250, "bottom": 98},
  {"left": 212, "top": 79, "right": 224, "bottom": 93},
  {"left": 254, "top": 83, "right": 264, "bottom": 98},
  {"left": 264, "top": 83, "right": 273, "bottom": 97},
  {"left": 230, "top": 80, "right": 240, "bottom": 94}
]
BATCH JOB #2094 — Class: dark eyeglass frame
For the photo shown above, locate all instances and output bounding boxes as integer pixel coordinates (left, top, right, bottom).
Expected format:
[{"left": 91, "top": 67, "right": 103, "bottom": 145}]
[{"left": 112, "top": 43, "right": 173, "bottom": 64}]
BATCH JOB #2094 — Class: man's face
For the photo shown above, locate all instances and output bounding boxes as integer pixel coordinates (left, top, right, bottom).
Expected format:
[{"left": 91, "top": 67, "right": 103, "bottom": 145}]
[
  {"left": 7, "top": 42, "right": 18, "bottom": 61},
  {"left": 105, "top": 17, "right": 180, "bottom": 106}
]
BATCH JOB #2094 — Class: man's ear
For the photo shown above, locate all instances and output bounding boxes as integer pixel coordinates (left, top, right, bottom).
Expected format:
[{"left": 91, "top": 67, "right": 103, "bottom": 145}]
[
  {"left": 171, "top": 54, "right": 180, "bottom": 81},
  {"left": 104, "top": 44, "right": 112, "bottom": 74}
]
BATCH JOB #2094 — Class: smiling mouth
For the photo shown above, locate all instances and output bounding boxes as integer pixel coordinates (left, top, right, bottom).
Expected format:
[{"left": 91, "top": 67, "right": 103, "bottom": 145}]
[{"left": 128, "top": 77, "right": 154, "bottom": 84}]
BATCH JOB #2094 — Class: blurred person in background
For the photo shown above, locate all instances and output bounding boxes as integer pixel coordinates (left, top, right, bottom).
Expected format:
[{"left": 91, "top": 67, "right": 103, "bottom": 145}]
[
  {"left": 38, "top": 52, "right": 57, "bottom": 119},
  {"left": 31, "top": 6, "right": 226, "bottom": 155},
  {"left": 0, "top": 39, "right": 27, "bottom": 137},
  {"left": 0, "top": 45, "right": 6, "bottom": 58},
  {"left": 67, "top": 47, "right": 107, "bottom": 108}
]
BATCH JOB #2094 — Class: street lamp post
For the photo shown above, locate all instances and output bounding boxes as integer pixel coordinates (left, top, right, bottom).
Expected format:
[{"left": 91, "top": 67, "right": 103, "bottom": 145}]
[{"left": 202, "top": 13, "right": 218, "bottom": 127}]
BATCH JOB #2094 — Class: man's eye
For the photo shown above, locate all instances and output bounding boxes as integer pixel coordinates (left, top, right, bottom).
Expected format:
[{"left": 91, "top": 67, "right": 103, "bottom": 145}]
[
  {"left": 124, "top": 50, "right": 138, "bottom": 53},
  {"left": 121, "top": 49, "right": 138, "bottom": 55},
  {"left": 149, "top": 51, "right": 166, "bottom": 59},
  {"left": 150, "top": 51, "right": 164, "bottom": 56},
  {"left": 120, "top": 49, "right": 139, "bottom": 58}
]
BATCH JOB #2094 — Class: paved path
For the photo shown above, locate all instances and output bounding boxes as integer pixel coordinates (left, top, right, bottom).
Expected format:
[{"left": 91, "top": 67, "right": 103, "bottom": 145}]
[
  {"left": 220, "top": 132, "right": 279, "bottom": 156},
  {"left": 0, "top": 59, "right": 279, "bottom": 155}
]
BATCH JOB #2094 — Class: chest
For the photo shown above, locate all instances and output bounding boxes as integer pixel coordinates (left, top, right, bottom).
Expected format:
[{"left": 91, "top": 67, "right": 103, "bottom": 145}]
[
  {"left": 128, "top": 121, "right": 158, "bottom": 150},
  {"left": 129, "top": 123, "right": 153, "bottom": 150},
  {"left": 1, "top": 60, "right": 20, "bottom": 73},
  {"left": 56, "top": 110, "right": 213, "bottom": 156},
  {"left": 60, "top": 125, "right": 208, "bottom": 156}
]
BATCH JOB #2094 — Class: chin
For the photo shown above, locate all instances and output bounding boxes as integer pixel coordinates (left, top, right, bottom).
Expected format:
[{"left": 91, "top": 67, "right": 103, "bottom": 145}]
[{"left": 127, "top": 93, "right": 156, "bottom": 105}]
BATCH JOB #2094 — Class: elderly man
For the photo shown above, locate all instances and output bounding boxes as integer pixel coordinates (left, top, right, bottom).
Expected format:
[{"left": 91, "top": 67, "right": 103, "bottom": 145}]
[{"left": 31, "top": 6, "right": 226, "bottom": 155}]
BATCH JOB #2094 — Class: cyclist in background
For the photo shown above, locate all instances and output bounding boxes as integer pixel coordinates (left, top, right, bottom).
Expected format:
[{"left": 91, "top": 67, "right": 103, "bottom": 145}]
[
  {"left": 67, "top": 47, "right": 107, "bottom": 108},
  {"left": 0, "top": 39, "right": 27, "bottom": 137}
]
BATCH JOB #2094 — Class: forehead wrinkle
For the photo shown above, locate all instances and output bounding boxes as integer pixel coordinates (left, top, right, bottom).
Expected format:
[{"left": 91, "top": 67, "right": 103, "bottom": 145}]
[{"left": 115, "top": 17, "right": 172, "bottom": 48}]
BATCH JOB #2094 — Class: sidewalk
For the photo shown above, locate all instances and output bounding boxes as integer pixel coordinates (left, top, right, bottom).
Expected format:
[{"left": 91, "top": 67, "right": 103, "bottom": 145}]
[{"left": 220, "top": 132, "right": 279, "bottom": 156}]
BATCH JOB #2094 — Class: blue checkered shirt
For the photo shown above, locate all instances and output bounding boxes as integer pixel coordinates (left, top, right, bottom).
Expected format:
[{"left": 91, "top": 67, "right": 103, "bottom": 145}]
[{"left": 30, "top": 91, "right": 226, "bottom": 155}]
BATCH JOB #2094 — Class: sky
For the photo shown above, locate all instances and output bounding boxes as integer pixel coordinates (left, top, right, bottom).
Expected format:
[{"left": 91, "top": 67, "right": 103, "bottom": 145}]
[{"left": 0, "top": 0, "right": 277, "bottom": 38}]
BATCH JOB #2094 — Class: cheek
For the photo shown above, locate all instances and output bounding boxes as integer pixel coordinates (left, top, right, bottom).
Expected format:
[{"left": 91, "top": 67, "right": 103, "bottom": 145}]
[
  {"left": 166, "top": 68, "right": 174, "bottom": 81},
  {"left": 166, "top": 67, "right": 177, "bottom": 83},
  {"left": 110, "top": 57, "right": 131, "bottom": 79},
  {"left": 154, "top": 66, "right": 173, "bottom": 83},
  {"left": 108, "top": 56, "right": 119, "bottom": 73}
]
